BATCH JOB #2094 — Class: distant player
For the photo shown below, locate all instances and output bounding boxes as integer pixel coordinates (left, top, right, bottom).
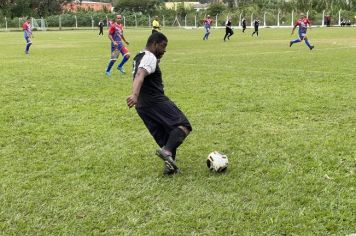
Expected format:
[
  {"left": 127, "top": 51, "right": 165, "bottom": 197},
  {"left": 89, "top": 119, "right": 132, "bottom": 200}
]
[
  {"left": 223, "top": 16, "right": 234, "bottom": 41},
  {"left": 152, "top": 16, "right": 161, "bottom": 34},
  {"left": 98, "top": 19, "right": 104, "bottom": 35},
  {"left": 241, "top": 17, "right": 247, "bottom": 33},
  {"left": 23, "top": 17, "right": 33, "bottom": 55},
  {"left": 290, "top": 13, "right": 314, "bottom": 50},
  {"left": 251, "top": 18, "right": 260, "bottom": 37},
  {"left": 203, "top": 15, "right": 213, "bottom": 40},
  {"left": 105, "top": 15, "right": 130, "bottom": 76}
]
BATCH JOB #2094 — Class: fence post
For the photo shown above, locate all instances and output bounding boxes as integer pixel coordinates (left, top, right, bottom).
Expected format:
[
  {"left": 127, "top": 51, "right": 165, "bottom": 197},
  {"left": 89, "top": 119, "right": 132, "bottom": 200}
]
[
  {"left": 91, "top": 16, "right": 94, "bottom": 29},
  {"left": 195, "top": 14, "right": 197, "bottom": 28},
  {"left": 277, "top": 9, "right": 280, "bottom": 27},
  {"left": 250, "top": 13, "right": 253, "bottom": 27},
  {"left": 264, "top": 12, "right": 267, "bottom": 27},
  {"left": 306, "top": 10, "right": 309, "bottom": 18},
  {"left": 291, "top": 10, "right": 294, "bottom": 26},
  {"left": 134, "top": 14, "right": 137, "bottom": 28},
  {"left": 322, "top": 10, "right": 325, "bottom": 26},
  {"left": 123, "top": 16, "right": 126, "bottom": 27},
  {"left": 185, "top": 15, "right": 187, "bottom": 27},
  {"left": 59, "top": 15, "right": 62, "bottom": 30},
  {"left": 338, "top": 9, "right": 341, "bottom": 26},
  {"left": 215, "top": 14, "right": 218, "bottom": 28},
  {"left": 148, "top": 15, "right": 151, "bottom": 28},
  {"left": 75, "top": 15, "right": 77, "bottom": 29},
  {"left": 19, "top": 17, "right": 21, "bottom": 29},
  {"left": 163, "top": 15, "right": 165, "bottom": 27},
  {"left": 239, "top": 12, "right": 242, "bottom": 27}
]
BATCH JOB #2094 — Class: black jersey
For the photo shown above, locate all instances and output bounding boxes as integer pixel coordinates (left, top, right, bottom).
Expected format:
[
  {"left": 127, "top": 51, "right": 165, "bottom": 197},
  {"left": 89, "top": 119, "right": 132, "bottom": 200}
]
[
  {"left": 254, "top": 20, "right": 260, "bottom": 28},
  {"left": 226, "top": 20, "right": 232, "bottom": 28},
  {"left": 133, "top": 51, "right": 169, "bottom": 108}
]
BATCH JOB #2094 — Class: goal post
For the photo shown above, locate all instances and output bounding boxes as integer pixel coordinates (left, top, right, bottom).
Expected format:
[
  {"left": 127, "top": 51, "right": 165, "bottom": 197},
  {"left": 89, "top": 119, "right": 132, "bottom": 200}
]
[{"left": 31, "top": 18, "right": 47, "bottom": 31}]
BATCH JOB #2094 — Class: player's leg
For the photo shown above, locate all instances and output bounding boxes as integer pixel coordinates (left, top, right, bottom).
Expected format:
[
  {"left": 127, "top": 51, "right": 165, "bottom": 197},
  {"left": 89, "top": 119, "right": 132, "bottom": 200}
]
[
  {"left": 156, "top": 101, "right": 192, "bottom": 157},
  {"left": 136, "top": 107, "right": 179, "bottom": 175},
  {"left": 106, "top": 45, "right": 118, "bottom": 76},
  {"left": 117, "top": 47, "right": 130, "bottom": 74},
  {"left": 303, "top": 35, "right": 314, "bottom": 50},
  {"left": 224, "top": 28, "right": 228, "bottom": 41},
  {"left": 228, "top": 28, "right": 233, "bottom": 39},
  {"left": 290, "top": 34, "right": 302, "bottom": 47},
  {"left": 25, "top": 37, "right": 32, "bottom": 54}
]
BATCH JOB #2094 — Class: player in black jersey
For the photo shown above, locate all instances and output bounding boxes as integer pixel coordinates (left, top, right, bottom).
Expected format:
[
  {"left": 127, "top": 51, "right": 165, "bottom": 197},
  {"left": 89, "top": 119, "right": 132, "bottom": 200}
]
[
  {"left": 223, "top": 16, "right": 234, "bottom": 41},
  {"left": 127, "top": 32, "right": 192, "bottom": 176},
  {"left": 252, "top": 18, "right": 260, "bottom": 37}
]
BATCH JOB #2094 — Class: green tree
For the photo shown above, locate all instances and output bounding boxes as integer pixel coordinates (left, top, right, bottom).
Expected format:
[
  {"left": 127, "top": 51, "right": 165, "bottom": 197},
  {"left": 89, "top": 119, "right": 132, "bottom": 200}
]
[{"left": 114, "top": 0, "right": 161, "bottom": 14}]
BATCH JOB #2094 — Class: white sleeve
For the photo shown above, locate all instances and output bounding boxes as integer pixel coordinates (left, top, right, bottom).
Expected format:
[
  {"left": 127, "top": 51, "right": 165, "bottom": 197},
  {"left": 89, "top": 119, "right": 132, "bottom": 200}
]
[{"left": 138, "top": 52, "right": 157, "bottom": 75}]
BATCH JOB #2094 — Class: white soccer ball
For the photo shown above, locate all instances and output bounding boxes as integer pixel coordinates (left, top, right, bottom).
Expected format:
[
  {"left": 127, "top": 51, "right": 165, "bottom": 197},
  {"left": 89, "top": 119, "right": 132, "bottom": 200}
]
[{"left": 207, "top": 151, "right": 228, "bottom": 172}]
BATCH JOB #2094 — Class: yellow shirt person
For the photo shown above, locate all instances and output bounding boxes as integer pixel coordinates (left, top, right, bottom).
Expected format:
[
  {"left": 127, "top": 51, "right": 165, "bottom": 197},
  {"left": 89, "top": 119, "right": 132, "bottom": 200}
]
[{"left": 152, "top": 16, "right": 161, "bottom": 34}]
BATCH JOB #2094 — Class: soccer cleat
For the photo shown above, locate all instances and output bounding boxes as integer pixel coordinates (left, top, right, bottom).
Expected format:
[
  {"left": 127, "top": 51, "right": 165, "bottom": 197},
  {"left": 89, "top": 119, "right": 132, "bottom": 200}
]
[
  {"left": 310, "top": 45, "right": 315, "bottom": 50},
  {"left": 156, "top": 148, "right": 180, "bottom": 175},
  {"left": 289, "top": 41, "right": 293, "bottom": 47},
  {"left": 105, "top": 71, "right": 111, "bottom": 77},
  {"left": 117, "top": 67, "right": 126, "bottom": 74}
]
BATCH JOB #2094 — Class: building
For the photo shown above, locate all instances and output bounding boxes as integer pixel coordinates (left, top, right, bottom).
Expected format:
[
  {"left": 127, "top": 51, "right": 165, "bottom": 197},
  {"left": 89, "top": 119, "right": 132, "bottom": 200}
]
[
  {"left": 63, "top": 1, "right": 113, "bottom": 12},
  {"left": 165, "top": 2, "right": 208, "bottom": 11}
]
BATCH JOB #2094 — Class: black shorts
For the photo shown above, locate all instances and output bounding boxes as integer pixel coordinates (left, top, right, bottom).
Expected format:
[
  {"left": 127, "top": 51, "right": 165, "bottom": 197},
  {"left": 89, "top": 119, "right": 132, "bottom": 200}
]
[{"left": 136, "top": 100, "right": 192, "bottom": 147}]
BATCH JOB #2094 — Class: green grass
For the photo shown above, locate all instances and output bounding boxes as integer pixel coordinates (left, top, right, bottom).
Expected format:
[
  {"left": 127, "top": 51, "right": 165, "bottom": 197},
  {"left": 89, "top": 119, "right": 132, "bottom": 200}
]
[{"left": 0, "top": 27, "right": 355, "bottom": 235}]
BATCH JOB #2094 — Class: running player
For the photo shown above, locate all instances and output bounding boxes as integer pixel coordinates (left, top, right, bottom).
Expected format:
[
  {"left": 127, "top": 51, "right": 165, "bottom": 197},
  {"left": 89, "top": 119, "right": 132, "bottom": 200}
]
[
  {"left": 23, "top": 17, "right": 33, "bottom": 55},
  {"left": 290, "top": 13, "right": 314, "bottom": 50},
  {"left": 105, "top": 15, "right": 130, "bottom": 76},
  {"left": 203, "top": 15, "right": 213, "bottom": 40},
  {"left": 223, "top": 16, "right": 234, "bottom": 41}
]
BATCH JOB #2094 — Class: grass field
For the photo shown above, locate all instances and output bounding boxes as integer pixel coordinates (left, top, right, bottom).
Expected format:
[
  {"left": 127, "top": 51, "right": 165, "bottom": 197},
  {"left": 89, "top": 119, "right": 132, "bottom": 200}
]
[{"left": 0, "top": 27, "right": 355, "bottom": 235}]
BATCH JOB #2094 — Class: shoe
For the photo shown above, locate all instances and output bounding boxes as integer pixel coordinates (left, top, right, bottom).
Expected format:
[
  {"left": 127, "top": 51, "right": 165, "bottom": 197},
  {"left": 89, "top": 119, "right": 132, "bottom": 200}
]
[
  {"left": 310, "top": 45, "right": 314, "bottom": 50},
  {"left": 25, "top": 51, "right": 29, "bottom": 55},
  {"left": 156, "top": 148, "right": 180, "bottom": 175},
  {"left": 289, "top": 41, "right": 293, "bottom": 47},
  {"left": 105, "top": 71, "right": 111, "bottom": 76},
  {"left": 117, "top": 67, "right": 126, "bottom": 74}
]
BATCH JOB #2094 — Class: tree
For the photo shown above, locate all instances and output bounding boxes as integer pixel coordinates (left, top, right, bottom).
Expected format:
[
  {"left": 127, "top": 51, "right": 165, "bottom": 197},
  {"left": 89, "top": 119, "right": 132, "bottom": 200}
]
[{"left": 114, "top": 0, "right": 161, "bottom": 14}]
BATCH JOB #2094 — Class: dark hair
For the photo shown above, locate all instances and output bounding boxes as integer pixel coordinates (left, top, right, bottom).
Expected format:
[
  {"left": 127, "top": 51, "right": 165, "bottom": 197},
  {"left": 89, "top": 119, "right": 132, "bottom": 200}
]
[{"left": 146, "top": 32, "right": 168, "bottom": 47}]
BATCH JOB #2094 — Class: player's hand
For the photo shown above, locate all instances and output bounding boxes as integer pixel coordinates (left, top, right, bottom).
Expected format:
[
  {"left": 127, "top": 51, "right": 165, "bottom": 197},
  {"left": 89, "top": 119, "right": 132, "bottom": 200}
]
[
  {"left": 127, "top": 94, "right": 137, "bottom": 108},
  {"left": 113, "top": 42, "right": 118, "bottom": 46},
  {"left": 125, "top": 41, "right": 130, "bottom": 45}
]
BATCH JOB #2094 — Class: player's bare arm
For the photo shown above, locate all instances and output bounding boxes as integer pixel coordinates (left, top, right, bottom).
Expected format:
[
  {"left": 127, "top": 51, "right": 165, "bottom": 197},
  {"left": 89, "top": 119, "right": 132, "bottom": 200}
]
[
  {"left": 127, "top": 68, "right": 148, "bottom": 108},
  {"left": 108, "top": 34, "right": 117, "bottom": 46}
]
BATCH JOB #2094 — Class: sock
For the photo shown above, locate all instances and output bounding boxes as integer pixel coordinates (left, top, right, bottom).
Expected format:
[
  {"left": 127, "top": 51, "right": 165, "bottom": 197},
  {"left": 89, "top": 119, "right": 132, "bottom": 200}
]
[
  {"left": 26, "top": 43, "right": 32, "bottom": 52},
  {"left": 305, "top": 39, "right": 312, "bottom": 48},
  {"left": 106, "top": 60, "right": 115, "bottom": 72},
  {"left": 164, "top": 128, "right": 188, "bottom": 153},
  {"left": 118, "top": 55, "right": 129, "bottom": 68},
  {"left": 205, "top": 32, "right": 210, "bottom": 39},
  {"left": 292, "top": 39, "right": 301, "bottom": 44}
]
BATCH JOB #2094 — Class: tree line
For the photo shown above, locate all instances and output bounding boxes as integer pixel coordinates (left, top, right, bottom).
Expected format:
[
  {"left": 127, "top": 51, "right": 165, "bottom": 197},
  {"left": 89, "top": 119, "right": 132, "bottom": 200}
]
[{"left": 0, "top": 0, "right": 354, "bottom": 18}]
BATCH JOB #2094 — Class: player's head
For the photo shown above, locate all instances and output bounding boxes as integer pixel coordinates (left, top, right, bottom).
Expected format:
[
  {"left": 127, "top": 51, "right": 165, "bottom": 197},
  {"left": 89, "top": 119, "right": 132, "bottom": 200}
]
[
  {"left": 146, "top": 32, "right": 168, "bottom": 59},
  {"left": 155, "top": 16, "right": 159, "bottom": 20},
  {"left": 116, "top": 15, "right": 122, "bottom": 22},
  {"left": 207, "top": 15, "right": 210, "bottom": 18},
  {"left": 26, "top": 17, "right": 31, "bottom": 22}
]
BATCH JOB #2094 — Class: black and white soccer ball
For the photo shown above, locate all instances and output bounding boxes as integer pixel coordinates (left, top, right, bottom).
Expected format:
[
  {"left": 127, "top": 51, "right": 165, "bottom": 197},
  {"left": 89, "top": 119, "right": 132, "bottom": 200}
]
[{"left": 207, "top": 151, "right": 228, "bottom": 172}]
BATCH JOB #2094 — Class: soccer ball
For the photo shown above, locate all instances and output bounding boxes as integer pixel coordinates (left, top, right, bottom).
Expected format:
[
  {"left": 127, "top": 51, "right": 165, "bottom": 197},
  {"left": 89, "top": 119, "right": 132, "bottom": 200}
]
[{"left": 207, "top": 151, "right": 228, "bottom": 172}]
